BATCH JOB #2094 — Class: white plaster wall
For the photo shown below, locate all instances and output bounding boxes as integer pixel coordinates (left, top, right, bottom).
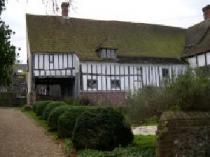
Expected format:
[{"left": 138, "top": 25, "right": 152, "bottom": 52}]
[{"left": 81, "top": 62, "right": 187, "bottom": 92}]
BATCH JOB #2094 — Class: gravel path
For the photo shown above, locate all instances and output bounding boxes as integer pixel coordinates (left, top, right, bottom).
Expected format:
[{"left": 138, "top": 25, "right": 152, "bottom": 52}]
[
  {"left": 132, "top": 126, "right": 157, "bottom": 135},
  {"left": 0, "top": 107, "right": 65, "bottom": 157}
]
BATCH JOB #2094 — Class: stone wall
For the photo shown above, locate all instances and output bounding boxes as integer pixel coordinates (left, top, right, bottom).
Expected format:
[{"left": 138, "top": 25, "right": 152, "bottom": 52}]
[
  {"left": 80, "top": 91, "right": 127, "bottom": 106},
  {"left": 156, "top": 112, "right": 210, "bottom": 157}
]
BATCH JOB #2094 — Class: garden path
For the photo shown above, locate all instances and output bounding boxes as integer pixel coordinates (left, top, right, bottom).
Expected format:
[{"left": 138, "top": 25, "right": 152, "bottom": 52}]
[
  {"left": 132, "top": 126, "right": 157, "bottom": 135},
  {"left": 0, "top": 107, "right": 65, "bottom": 157}
]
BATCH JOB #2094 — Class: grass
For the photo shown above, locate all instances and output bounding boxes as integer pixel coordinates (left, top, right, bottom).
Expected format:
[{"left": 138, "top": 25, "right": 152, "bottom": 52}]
[
  {"left": 67, "top": 135, "right": 156, "bottom": 157},
  {"left": 77, "top": 145, "right": 155, "bottom": 157},
  {"left": 133, "top": 135, "right": 156, "bottom": 148},
  {"left": 21, "top": 106, "right": 156, "bottom": 157}
]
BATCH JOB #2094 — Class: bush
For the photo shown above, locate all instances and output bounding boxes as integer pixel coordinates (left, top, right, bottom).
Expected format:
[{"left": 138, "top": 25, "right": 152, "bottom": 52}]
[
  {"left": 57, "top": 106, "right": 91, "bottom": 138},
  {"left": 47, "top": 105, "right": 71, "bottom": 130},
  {"left": 64, "top": 97, "right": 92, "bottom": 106},
  {"left": 72, "top": 108, "right": 133, "bottom": 151},
  {"left": 166, "top": 69, "right": 210, "bottom": 111},
  {"left": 0, "top": 92, "right": 18, "bottom": 106},
  {"left": 22, "top": 105, "right": 32, "bottom": 111},
  {"left": 42, "top": 101, "right": 67, "bottom": 120},
  {"left": 125, "top": 86, "right": 167, "bottom": 125},
  {"left": 33, "top": 101, "right": 52, "bottom": 116},
  {"left": 125, "top": 69, "right": 210, "bottom": 125}
]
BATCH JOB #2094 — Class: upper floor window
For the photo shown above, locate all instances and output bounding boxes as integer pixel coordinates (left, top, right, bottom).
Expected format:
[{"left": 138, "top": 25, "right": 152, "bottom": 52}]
[
  {"left": 136, "top": 67, "right": 142, "bottom": 82},
  {"left": 162, "top": 68, "right": 169, "bottom": 78},
  {"left": 97, "top": 48, "right": 117, "bottom": 59},
  {"left": 49, "top": 55, "right": 54, "bottom": 63}
]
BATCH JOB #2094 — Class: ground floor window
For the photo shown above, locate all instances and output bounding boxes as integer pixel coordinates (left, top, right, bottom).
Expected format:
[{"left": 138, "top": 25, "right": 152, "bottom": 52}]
[
  {"left": 87, "top": 79, "right": 97, "bottom": 89},
  {"left": 111, "top": 79, "right": 121, "bottom": 89}
]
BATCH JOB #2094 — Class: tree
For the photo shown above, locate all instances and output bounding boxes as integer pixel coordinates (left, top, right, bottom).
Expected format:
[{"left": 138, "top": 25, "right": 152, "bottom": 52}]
[
  {"left": 0, "top": 0, "right": 16, "bottom": 86},
  {"left": 0, "top": 0, "right": 5, "bottom": 14},
  {"left": 0, "top": 0, "right": 73, "bottom": 86}
]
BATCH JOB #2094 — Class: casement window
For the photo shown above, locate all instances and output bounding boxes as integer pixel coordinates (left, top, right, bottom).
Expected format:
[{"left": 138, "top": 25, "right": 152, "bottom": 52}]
[
  {"left": 87, "top": 79, "right": 97, "bottom": 89},
  {"left": 49, "top": 55, "right": 54, "bottom": 63},
  {"left": 162, "top": 68, "right": 169, "bottom": 78},
  {"left": 111, "top": 80, "right": 121, "bottom": 89},
  {"left": 98, "top": 48, "right": 117, "bottom": 59}
]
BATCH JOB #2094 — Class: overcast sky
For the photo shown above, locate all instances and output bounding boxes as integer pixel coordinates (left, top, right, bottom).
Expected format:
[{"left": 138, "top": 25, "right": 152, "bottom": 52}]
[{"left": 1, "top": 0, "right": 210, "bottom": 63}]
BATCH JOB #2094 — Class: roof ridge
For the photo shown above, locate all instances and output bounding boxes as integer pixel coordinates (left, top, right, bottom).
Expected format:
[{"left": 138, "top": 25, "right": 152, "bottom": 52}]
[{"left": 26, "top": 14, "right": 185, "bottom": 30}]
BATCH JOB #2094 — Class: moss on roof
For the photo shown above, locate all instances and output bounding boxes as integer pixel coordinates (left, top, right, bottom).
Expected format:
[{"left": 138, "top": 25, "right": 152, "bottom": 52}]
[
  {"left": 26, "top": 14, "right": 186, "bottom": 60},
  {"left": 183, "top": 19, "right": 210, "bottom": 57}
]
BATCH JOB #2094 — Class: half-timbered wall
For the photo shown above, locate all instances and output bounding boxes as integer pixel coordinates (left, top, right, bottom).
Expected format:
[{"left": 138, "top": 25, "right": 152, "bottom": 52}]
[
  {"left": 187, "top": 52, "right": 210, "bottom": 68},
  {"left": 81, "top": 62, "right": 188, "bottom": 92},
  {"left": 32, "top": 53, "right": 79, "bottom": 77}
]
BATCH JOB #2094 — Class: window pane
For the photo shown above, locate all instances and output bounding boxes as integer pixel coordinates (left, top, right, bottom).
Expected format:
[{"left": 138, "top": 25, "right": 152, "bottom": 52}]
[
  {"left": 99, "top": 49, "right": 117, "bottom": 59},
  {"left": 49, "top": 55, "right": 54, "bottom": 63},
  {"left": 110, "top": 50, "right": 116, "bottom": 58},
  {"left": 111, "top": 80, "right": 120, "bottom": 89},
  {"left": 107, "top": 49, "right": 111, "bottom": 58},
  {"left": 87, "top": 79, "right": 97, "bottom": 89},
  {"left": 101, "top": 50, "right": 106, "bottom": 58},
  {"left": 162, "top": 68, "right": 169, "bottom": 78}
]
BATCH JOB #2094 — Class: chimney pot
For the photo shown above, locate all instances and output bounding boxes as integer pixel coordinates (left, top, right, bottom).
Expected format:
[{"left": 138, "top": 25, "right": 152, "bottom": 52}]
[
  {"left": 61, "top": 2, "right": 69, "bottom": 17},
  {"left": 202, "top": 5, "right": 210, "bottom": 20}
]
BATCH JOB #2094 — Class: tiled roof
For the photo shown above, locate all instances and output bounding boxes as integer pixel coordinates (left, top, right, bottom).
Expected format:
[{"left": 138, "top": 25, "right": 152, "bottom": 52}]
[
  {"left": 183, "top": 19, "right": 210, "bottom": 57},
  {"left": 26, "top": 14, "right": 186, "bottom": 61}
]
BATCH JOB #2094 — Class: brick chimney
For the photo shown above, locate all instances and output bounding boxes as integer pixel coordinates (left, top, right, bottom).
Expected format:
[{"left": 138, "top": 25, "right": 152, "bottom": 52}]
[
  {"left": 61, "top": 2, "right": 69, "bottom": 17},
  {"left": 202, "top": 5, "right": 210, "bottom": 20}
]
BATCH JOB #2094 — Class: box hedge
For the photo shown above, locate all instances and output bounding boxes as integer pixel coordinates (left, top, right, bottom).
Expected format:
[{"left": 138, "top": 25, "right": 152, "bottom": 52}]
[
  {"left": 57, "top": 106, "right": 92, "bottom": 138},
  {"left": 42, "top": 101, "right": 67, "bottom": 120},
  {"left": 72, "top": 108, "right": 133, "bottom": 151},
  {"left": 32, "top": 101, "right": 52, "bottom": 116},
  {"left": 47, "top": 105, "right": 71, "bottom": 130}
]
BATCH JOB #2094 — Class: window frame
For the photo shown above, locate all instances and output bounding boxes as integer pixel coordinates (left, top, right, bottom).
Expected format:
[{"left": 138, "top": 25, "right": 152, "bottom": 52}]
[
  {"left": 111, "top": 79, "right": 121, "bottom": 89},
  {"left": 162, "top": 68, "right": 169, "bottom": 78},
  {"left": 99, "top": 48, "right": 117, "bottom": 59},
  {"left": 49, "top": 55, "right": 54, "bottom": 63},
  {"left": 87, "top": 79, "right": 98, "bottom": 89}
]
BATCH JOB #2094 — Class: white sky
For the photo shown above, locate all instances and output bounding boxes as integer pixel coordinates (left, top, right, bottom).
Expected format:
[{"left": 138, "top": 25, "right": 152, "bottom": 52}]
[{"left": 1, "top": 0, "right": 210, "bottom": 63}]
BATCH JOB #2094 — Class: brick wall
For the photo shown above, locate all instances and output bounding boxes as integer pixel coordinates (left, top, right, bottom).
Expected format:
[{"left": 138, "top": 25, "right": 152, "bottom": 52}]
[
  {"left": 156, "top": 112, "right": 210, "bottom": 157},
  {"left": 80, "top": 91, "right": 127, "bottom": 106}
]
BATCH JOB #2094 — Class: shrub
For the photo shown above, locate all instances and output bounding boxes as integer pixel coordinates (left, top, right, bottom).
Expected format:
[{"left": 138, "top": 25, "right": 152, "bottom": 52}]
[
  {"left": 125, "top": 69, "right": 210, "bottom": 125},
  {"left": 33, "top": 101, "right": 52, "bottom": 116},
  {"left": 166, "top": 69, "right": 210, "bottom": 111},
  {"left": 57, "top": 106, "right": 91, "bottom": 138},
  {"left": 63, "top": 97, "right": 78, "bottom": 106},
  {"left": 64, "top": 97, "right": 92, "bottom": 106},
  {"left": 72, "top": 108, "right": 133, "bottom": 151},
  {"left": 0, "top": 92, "right": 17, "bottom": 106},
  {"left": 42, "top": 101, "right": 67, "bottom": 120},
  {"left": 47, "top": 105, "right": 71, "bottom": 130},
  {"left": 125, "top": 86, "right": 168, "bottom": 125},
  {"left": 22, "top": 105, "right": 32, "bottom": 111}
]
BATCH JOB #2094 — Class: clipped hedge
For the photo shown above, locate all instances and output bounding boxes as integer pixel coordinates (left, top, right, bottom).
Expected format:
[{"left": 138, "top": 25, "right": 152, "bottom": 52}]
[
  {"left": 57, "top": 106, "right": 92, "bottom": 138},
  {"left": 33, "top": 101, "right": 52, "bottom": 116},
  {"left": 47, "top": 105, "right": 71, "bottom": 130},
  {"left": 0, "top": 92, "right": 26, "bottom": 107},
  {"left": 72, "top": 108, "right": 133, "bottom": 151},
  {"left": 42, "top": 101, "right": 67, "bottom": 120}
]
